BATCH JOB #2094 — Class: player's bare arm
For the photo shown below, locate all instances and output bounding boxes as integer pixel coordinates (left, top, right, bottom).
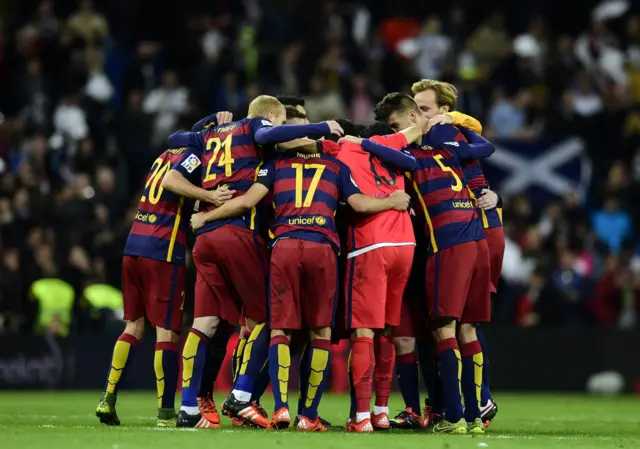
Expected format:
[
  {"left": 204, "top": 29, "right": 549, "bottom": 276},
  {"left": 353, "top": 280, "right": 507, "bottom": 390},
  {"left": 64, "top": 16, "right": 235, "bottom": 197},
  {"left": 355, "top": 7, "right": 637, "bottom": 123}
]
[
  {"left": 190, "top": 183, "right": 269, "bottom": 231},
  {"left": 347, "top": 190, "right": 410, "bottom": 214},
  {"left": 162, "top": 169, "right": 235, "bottom": 206},
  {"left": 398, "top": 125, "right": 424, "bottom": 144}
]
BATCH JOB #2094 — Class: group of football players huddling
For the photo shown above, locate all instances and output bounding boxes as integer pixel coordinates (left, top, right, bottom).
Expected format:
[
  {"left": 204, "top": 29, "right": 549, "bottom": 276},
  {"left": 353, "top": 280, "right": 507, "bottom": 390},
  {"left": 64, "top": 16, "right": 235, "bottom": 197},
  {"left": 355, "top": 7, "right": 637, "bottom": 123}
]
[{"left": 95, "top": 78, "right": 503, "bottom": 435}]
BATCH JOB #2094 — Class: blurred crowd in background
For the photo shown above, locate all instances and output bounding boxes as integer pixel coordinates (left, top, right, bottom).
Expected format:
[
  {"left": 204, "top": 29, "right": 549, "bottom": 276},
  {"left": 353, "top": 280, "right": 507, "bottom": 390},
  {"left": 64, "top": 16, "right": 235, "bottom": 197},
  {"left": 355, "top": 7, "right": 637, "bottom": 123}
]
[{"left": 0, "top": 0, "right": 639, "bottom": 334}]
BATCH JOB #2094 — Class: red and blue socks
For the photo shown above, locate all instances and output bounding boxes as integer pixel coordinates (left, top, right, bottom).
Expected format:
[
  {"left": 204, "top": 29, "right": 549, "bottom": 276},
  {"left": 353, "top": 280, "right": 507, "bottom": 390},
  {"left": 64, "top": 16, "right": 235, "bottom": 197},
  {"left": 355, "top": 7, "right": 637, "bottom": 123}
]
[
  {"left": 154, "top": 341, "right": 178, "bottom": 410},
  {"left": 395, "top": 352, "right": 421, "bottom": 412},
  {"left": 437, "top": 338, "right": 463, "bottom": 423},
  {"left": 268, "top": 335, "right": 291, "bottom": 411},
  {"left": 181, "top": 328, "right": 210, "bottom": 412},
  {"left": 300, "top": 338, "right": 331, "bottom": 420},
  {"left": 461, "top": 340, "right": 483, "bottom": 422},
  {"left": 350, "top": 336, "right": 375, "bottom": 422},
  {"left": 104, "top": 333, "right": 138, "bottom": 395},
  {"left": 373, "top": 335, "right": 395, "bottom": 415}
]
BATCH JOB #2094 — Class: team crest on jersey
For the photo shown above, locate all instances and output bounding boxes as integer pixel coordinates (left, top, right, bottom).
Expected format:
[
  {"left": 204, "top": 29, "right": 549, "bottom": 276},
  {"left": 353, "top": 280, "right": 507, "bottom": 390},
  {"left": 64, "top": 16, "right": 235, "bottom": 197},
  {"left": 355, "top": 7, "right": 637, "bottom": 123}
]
[{"left": 181, "top": 154, "right": 201, "bottom": 173}]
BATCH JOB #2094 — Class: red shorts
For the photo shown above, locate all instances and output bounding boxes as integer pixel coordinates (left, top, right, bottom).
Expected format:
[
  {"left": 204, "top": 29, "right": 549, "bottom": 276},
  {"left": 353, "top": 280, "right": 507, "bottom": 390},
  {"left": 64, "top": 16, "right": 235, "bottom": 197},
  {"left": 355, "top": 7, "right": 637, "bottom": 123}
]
[
  {"left": 122, "top": 255, "right": 185, "bottom": 332},
  {"left": 346, "top": 245, "right": 414, "bottom": 330},
  {"left": 484, "top": 226, "right": 505, "bottom": 293},
  {"left": 269, "top": 239, "right": 337, "bottom": 330},
  {"left": 192, "top": 225, "right": 269, "bottom": 324},
  {"left": 426, "top": 240, "right": 491, "bottom": 323}
]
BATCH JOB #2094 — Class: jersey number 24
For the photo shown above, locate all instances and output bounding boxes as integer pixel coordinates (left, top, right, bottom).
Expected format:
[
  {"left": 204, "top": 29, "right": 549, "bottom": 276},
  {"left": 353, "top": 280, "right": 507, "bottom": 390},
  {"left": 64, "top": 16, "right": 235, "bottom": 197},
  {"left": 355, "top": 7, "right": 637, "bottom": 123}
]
[{"left": 204, "top": 135, "right": 235, "bottom": 182}]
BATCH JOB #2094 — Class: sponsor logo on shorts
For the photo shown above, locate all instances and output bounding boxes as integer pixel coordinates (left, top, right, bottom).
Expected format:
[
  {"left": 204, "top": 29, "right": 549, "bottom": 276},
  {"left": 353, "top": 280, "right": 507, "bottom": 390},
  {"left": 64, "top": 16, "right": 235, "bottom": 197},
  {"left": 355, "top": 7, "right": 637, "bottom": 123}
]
[
  {"left": 136, "top": 212, "right": 158, "bottom": 223},
  {"left": 181, "top": 154, "right": 201, "bottom": 173},
  {"left": 258, "top": 169, "right": 269, "bottom": 177},
  {"left": 287, "top": 216, "right": 326, "bottom": 226},
  {"left": 452, "top": 200, "right": 474, "bottom": 209}
]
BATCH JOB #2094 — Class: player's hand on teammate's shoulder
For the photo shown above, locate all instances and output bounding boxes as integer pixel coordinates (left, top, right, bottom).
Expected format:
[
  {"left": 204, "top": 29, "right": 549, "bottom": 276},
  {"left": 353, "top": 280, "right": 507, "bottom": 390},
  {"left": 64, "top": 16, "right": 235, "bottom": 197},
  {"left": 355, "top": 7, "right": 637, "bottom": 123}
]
[
  {"left": 325, "top": 120, "right": 345, "bottom": 136},
  {"left": 388, "top": 190, "right": 411, "bottom": 211},
  {"left": 205, "top": 186, "right": 236, "bottom": 206},
  {"left": 477, "top": 189, "right": 498, "bottom": 210},
  {"left": 216, "top": 111, "right": 233, "bottom": 125},
  {"left": 190, "top": 212, "right": 208, "bottom": 231},
  {"left": 339, "top": 135, "right": 363, "bottom": 145},
  {"left": 426, "top": 114, "right": 453, "bottom": 132}
]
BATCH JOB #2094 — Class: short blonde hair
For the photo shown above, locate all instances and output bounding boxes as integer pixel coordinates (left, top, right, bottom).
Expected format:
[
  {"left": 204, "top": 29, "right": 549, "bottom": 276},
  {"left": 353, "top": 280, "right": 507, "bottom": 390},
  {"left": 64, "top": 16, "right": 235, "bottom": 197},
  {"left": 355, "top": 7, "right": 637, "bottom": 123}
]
[
  {"left": 248, "top": 95, "right": 284, "bottom": 118},
  {"left": 411, "top": 79, "right": 458, "bottom": 111}
]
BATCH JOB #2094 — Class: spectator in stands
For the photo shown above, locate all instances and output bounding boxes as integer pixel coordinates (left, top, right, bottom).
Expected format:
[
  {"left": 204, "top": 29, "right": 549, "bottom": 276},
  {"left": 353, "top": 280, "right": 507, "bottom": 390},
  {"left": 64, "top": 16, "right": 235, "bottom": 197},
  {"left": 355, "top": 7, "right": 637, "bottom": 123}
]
[
  {"left": 592, "top": 196, "right": 632, "bottom": 253},
  {"left": 142, "top": 70, "right": 189, "bottom": 147}
]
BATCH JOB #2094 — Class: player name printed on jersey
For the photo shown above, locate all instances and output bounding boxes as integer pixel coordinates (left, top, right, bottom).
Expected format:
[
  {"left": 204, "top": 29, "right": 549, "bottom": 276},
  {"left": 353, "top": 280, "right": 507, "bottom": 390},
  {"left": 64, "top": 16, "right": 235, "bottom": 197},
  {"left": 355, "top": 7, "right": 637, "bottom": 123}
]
[{"left": 125, "top": 147, "right": 196, "bottom": 265}]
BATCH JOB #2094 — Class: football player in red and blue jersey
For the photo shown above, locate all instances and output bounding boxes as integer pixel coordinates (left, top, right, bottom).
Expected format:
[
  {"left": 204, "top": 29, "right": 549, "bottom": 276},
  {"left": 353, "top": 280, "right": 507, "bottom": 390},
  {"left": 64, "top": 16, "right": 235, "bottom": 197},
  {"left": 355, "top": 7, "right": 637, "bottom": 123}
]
[
  {"left": 95, "top": 124, "right": 230, "bottom": 428},
  {"left": 163, "top": 95, "right": 345, "bottom": 428},
  {"left": 376, "top": 93, "right": 494, "bottom": 434},
  {"left": 189, "top": 106, "right": 411, "bottom": 431},
  {"left": 412, "top": 80, "right": 502, "bottom": 427}
]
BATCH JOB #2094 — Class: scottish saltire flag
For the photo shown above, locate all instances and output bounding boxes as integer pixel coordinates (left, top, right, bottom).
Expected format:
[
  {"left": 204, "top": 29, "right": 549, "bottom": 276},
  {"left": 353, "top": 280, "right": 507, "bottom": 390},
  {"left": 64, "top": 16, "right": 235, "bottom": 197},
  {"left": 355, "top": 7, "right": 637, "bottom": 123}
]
[{"left": 482, "top": 138, "right": 591, "bottom": 207}]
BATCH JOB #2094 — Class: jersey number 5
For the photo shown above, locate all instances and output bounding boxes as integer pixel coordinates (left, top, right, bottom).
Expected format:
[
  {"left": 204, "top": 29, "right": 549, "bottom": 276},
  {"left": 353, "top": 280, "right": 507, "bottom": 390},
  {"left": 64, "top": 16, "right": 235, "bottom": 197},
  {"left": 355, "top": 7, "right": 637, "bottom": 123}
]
[
  {"left": 292, "top": 163, "right": 325, "bottom": 207},
  {"left": 204, "top": 135, "right": 235, "bottom": 182},
  {"left": 433, "top": 154, "right": 463, "bottom": 192},
  {"left": 142, "top": 158, "right": 171, "bottom": 204}
]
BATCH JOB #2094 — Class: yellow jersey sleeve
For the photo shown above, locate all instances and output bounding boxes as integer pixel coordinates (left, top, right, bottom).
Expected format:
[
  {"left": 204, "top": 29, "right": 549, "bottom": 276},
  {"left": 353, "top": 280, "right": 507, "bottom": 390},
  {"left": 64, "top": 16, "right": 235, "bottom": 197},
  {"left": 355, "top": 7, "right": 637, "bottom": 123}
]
[{"left": 447, "top": 111, "right": 483, "bottom": 134}]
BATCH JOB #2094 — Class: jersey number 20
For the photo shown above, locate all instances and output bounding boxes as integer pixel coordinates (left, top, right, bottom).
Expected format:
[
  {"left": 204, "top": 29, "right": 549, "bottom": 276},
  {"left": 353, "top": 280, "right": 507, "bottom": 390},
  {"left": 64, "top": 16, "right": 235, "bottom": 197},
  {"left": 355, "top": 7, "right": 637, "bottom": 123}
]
[
  {"left": 204, "top": 135, "right": 235, "bottom": 182},
  {"left": 292, "top": 163, "right": 325, "bottom": 207},
  {"left": 142, "top": 158, "right": 171, "bottom": 204}
]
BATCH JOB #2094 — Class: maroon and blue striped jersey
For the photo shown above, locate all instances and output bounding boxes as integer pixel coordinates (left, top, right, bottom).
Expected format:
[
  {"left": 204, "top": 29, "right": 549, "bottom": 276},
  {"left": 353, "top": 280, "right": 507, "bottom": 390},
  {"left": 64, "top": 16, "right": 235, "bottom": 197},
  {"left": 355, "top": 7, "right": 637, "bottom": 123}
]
[
  {"left": 409, "top": 124, "right": 489, "bottom": 254},
  {"left": 462, "top": 158, "right": 503, "bottom": 229},
  {"left": 175, "top": 117, "right": 273, "bottom": 235},
  {"left": 256, "top": 149, "right": 361, "bottom": 253},
  {"left": 124, "top": 145, "right": 198, "bottom": 266}
]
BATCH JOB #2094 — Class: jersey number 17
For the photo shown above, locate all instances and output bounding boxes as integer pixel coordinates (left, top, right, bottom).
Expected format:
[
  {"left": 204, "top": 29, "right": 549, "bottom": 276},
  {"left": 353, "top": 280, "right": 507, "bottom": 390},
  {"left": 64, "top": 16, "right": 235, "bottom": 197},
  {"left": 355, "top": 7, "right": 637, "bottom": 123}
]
[{"left": 292, "top": 163, "right": 325, "bottom": 207}]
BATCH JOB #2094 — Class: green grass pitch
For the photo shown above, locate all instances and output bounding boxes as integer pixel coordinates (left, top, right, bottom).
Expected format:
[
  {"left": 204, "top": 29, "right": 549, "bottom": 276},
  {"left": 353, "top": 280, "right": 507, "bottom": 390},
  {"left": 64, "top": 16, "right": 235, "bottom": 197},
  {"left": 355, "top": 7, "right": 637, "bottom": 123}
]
[{"left": 1, "top": 392, "right": 639, "bottom": 449}]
